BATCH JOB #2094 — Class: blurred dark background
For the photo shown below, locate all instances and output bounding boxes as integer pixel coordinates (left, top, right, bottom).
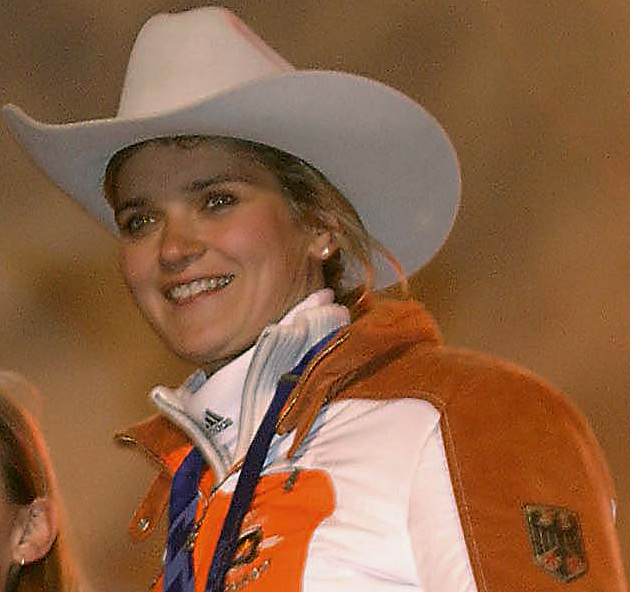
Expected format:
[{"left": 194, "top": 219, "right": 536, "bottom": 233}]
[{"left": 1, "top": 1, "right": 629, "bottom": 589}]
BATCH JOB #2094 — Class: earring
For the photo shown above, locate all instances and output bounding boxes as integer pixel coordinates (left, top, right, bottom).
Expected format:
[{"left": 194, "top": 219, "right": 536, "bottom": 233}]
[{"left": 322, "top": 246, "right": 330, "bottom": 258}]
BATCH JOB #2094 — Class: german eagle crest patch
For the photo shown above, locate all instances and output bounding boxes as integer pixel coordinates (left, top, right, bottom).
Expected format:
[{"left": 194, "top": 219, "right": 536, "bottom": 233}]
[{"left": 524, "top": 504, "right": 588, "bottom": 582}]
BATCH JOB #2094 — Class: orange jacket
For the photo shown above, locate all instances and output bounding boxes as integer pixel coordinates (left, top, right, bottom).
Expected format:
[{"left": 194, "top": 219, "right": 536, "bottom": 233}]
[{"left": 117, "top": 299, "right": 627, "bottom": 591}]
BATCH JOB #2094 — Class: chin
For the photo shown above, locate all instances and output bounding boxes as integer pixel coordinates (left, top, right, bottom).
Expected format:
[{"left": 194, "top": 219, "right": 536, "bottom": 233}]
[
  {"left": 170, "top": 342, "right": 214, "bottom": 366},
  {"left": 166, "top": 336, "right": 229, "bottom": 369}
]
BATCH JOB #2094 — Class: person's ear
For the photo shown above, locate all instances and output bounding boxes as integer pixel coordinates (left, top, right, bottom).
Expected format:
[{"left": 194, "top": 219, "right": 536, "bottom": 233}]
[
  {"left": 11, "top": 498, "right": 58, "bottom": 565},
  {"left": 308, "top": 229, "right": 337, "bottom": 261},
  {"left": 307, "top": 213, "right": 339, "bottom": 261}
]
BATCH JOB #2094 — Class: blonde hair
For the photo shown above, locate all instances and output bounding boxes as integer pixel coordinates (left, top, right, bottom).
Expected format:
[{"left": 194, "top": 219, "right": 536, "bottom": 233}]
[
  {"left": 0, "top": 371, "right": 81, "bottom": 592},
  {"left": 104, "top": 135, "right": 408, "bottom": 308}
]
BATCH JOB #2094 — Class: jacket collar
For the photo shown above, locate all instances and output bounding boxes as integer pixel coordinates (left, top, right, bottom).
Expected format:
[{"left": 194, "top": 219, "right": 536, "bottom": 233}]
[
  {"left": 115, "top": 298, "right": 441, "bottom": 472},
  {"left": 276, "top": 297, "right": 441, "bottom": 454},
  {"left": 113, "top": 297, "right": 441, "bottom": 540}
]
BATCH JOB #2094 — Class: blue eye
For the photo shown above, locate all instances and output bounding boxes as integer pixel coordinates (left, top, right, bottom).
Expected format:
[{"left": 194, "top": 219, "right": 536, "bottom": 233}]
[
  {"left": 118, "top": 212, "right": 157, "bottom": 237},
  {"left": 205, "top": 192, "right": 236, "bottom": 211}
]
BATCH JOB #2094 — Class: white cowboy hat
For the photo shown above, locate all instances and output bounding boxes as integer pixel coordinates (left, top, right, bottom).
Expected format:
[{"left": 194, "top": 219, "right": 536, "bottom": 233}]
[{"left": 2, "top": 6, "right": 460, "bottom": 287}]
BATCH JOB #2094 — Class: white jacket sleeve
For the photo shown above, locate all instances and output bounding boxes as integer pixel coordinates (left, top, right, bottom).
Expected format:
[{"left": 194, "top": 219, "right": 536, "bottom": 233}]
[{"left": 408, "top": 421, "right": 478, "bottom": 592}]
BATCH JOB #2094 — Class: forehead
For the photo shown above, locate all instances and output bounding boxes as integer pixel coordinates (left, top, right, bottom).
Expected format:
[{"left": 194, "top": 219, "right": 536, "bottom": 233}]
[
  {"left": 110, "top": 139, "right": 280, "bottom": 199},
  {"left": 119, "top": 139, "right": 272, "bottom": 176}
]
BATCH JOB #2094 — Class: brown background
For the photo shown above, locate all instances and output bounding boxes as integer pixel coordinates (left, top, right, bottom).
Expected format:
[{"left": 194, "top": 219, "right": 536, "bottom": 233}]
[{"left": 1, "top": 0, "right": 629, "bottom": 589}]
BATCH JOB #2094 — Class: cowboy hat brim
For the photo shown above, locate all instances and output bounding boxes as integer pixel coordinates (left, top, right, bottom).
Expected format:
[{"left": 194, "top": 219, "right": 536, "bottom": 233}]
[{"left": 2, "top": 70, "right": 460, "bottom": 287}]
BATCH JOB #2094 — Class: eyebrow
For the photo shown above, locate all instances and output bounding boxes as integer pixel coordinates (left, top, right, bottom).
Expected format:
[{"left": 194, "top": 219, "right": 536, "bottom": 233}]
[
  {"left": 112, "top": 196, "right": 150, "bottom": 215},
  {"left": 185, "top": 172, "right": 259, "bottom": 192},
  {"left": 111, "top": 176, "right": 233, "bottom": 213},
  {"left": 112, "top": 171, "right": 266, "bottom": 214}
]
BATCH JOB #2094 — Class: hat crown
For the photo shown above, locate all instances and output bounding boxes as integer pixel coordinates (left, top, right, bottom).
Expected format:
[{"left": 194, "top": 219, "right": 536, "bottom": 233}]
[{"left": 117, "top": 7, "right": 294, "bottom": 119}]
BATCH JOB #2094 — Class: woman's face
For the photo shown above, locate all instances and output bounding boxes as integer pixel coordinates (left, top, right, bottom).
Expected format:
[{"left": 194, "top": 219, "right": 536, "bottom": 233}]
[{"left": 110, "top": 141, "right": 329, "bottom": 373}]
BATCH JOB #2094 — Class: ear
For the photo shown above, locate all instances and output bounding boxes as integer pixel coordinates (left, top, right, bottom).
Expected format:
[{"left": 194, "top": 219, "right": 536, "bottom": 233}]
[
  {"left": 307, "top": 228, "right": 336, "bottom": 261},
  {"left": 306, "top": 211, "right": 340, "bottom": 261},
  {"left": 11, "top": 498, "right": 58, "bottom": 565}
]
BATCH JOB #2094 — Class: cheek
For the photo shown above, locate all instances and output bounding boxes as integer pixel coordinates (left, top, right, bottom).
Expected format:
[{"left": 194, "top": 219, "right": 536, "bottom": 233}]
[
  {"left": 220, "top": 211, "right": 290, "bottom": 265},
  {"left": 247, "top": 210, "right": 311, "bottom": 260},
  {"left": 117, "top": 246, "right": 150, "bottom": 295},
  {"left": 251, "top": 231, "right": 305, "bottom": 279}
]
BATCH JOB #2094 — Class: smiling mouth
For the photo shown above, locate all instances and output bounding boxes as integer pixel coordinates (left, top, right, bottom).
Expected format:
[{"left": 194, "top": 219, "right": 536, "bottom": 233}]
[{"left": 165, "top": 274, "right": 235, "bottom": 302}]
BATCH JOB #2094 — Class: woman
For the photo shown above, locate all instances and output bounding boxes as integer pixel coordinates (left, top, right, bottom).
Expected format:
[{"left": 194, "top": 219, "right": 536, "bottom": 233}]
[
  {"left": 0, "top": 371, "right": 79, "bottom": 592},
  {"left": 2, "top": 7, "right": 627, "bottom": 592}
]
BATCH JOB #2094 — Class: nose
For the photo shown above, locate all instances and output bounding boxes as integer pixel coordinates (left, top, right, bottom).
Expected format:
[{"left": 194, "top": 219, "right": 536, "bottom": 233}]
[{"left": 159, "top": 217, "right": 207, "bottom": 272}]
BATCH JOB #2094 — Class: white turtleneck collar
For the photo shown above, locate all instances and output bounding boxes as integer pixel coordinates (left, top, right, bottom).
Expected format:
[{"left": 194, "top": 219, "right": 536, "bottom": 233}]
[{"left": 149, "top": 288, "right": 350, "bottom": 480}]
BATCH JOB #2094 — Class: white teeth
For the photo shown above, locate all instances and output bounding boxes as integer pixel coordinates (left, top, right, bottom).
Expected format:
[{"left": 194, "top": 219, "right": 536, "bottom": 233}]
[{"left": 167, "top": 275, "right": 234, "bottom": 302}]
